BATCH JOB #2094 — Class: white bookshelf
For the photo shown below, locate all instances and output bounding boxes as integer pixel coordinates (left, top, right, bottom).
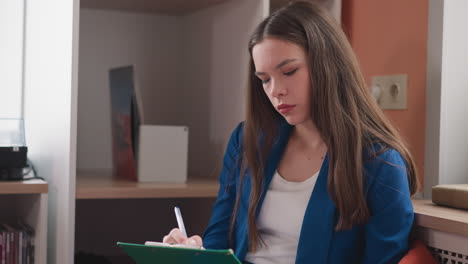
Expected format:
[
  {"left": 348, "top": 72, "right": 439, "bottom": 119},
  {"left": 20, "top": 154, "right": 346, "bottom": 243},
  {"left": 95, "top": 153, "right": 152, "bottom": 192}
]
[
  {"left": 80, "top": 0, "right": 230, "bottom": 14},
  {"left": 0, "top": 180, "right": 48, "bottom": 264},
  {"left": 23, "top": 0, "right": 79, "bottom": 263},
  {"left": 77, "top": 0, "right": 268, "bottom": 180},
  {"left": 74, "top": 0, "right": 341, "bottom": 261},
  {"left": 19, "top": 0, "right": 341, "bottom": 263},
  {"left": 75, "top": 1, "right": 267, "bottom": 260}
]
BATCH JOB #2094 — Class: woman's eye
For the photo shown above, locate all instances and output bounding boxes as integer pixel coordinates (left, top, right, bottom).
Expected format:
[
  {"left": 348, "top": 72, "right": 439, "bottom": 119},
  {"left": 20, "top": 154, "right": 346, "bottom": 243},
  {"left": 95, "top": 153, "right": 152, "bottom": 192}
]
[
  {"left": 284, "top": 68, "right": 298, "bottom": 76},
  {"left": 261, "top": 78, "right": 270, "bottom": 84}
]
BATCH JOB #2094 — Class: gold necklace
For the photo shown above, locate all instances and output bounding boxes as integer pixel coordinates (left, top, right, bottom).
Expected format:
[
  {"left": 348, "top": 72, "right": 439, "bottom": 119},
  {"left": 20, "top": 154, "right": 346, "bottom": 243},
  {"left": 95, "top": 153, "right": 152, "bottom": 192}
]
[
  {"left": 291, "top": 130, "right": 327, "bottom": 161},
  {"left": 306, "top": 153, "right": 325, "bottom": 161},
  {"left": 303, "top": 143, "right": 327, "bottom": 161}
]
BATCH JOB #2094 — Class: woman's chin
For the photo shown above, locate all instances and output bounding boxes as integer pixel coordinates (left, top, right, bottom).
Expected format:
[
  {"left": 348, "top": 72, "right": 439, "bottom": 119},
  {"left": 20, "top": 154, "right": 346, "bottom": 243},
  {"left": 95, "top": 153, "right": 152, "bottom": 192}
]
[
  {"left": 282, "top": 115, "right": 310, "bottom": 126},
  {"left": 282, "top": 116, "right": 301, "bottom": 126}
]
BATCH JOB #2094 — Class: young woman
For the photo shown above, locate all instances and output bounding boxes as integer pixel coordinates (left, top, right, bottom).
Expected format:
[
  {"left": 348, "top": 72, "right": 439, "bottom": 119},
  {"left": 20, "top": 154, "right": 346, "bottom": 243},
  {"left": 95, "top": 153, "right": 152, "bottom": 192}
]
[{"left": 163, "top": 1, "right": 418, "bottom": 263}]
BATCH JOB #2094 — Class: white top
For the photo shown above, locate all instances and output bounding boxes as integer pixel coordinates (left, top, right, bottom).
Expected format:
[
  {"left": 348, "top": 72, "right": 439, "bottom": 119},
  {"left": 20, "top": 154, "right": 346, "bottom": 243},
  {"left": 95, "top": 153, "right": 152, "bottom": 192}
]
[{"left": 244, "top": 170, "right": 319, "bottom": 264}]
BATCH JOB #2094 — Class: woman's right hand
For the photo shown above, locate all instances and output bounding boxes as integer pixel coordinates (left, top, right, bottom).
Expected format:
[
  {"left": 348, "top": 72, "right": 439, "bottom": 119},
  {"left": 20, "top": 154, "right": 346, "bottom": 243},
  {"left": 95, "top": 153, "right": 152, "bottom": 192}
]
[{"left": 162, "top": 228, "right": 203, "bottom": 247}]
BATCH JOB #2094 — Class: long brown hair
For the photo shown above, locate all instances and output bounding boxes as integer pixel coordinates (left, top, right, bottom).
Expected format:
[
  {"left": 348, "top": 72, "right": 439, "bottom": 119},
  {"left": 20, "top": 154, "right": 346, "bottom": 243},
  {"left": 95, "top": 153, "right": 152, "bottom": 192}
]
[{"left": 230, "top": 1, "right": 419, "bottom": 252}]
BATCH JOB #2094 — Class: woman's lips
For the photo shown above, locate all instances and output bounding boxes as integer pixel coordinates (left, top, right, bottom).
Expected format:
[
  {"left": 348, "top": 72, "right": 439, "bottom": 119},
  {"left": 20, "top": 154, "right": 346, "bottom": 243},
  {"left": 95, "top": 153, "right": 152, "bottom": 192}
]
[{"left": 277, "top": 104, "right": 296, "bottom": 114}]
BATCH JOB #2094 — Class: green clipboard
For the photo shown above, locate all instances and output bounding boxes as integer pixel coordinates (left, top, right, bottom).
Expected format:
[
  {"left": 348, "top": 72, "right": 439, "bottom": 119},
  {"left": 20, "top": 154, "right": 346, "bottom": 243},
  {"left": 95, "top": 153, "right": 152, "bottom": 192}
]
[{"left": 117, "top": 242, "right": 242, "bottom": 264}]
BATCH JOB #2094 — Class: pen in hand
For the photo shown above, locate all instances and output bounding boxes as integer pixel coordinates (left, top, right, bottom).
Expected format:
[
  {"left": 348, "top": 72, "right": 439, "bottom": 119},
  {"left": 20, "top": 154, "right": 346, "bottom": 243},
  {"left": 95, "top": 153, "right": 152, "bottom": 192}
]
[
  {"left": 174, "top": 206, "right": 187, "bottom": 238},
  {"left": 161, "top": 207, "right": 203, "bottom": 248}
]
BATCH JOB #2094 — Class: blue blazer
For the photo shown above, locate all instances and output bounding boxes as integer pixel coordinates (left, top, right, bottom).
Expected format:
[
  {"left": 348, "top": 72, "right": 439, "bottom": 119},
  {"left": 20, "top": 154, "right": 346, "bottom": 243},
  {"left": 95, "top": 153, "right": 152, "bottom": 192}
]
[{"left": 203, "top": 121, "right": 414, "bottom": 264}]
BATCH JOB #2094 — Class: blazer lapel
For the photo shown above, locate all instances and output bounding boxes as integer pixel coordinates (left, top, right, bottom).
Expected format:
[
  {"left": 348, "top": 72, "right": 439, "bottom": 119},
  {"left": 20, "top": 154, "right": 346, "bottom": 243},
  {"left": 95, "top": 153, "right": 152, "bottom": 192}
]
[
  {"left": 296, "top": 154, "right": 336, "bottom": 264},
  {"left": 259, "top": 122, "right": 293, "bottom": 207},
  {"left": 238, "top": 121, "right": 293, "bottom": 259}
]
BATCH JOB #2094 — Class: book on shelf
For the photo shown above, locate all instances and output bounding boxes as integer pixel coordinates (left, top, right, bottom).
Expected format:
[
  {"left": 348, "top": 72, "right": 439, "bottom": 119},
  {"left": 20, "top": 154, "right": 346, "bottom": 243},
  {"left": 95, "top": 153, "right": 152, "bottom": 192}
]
[
  {"left": 109, "top": 65, "right": 144, "bottom": 181},
  {"left": 0, "top": 223, "right": 34, "bottom": 264}
]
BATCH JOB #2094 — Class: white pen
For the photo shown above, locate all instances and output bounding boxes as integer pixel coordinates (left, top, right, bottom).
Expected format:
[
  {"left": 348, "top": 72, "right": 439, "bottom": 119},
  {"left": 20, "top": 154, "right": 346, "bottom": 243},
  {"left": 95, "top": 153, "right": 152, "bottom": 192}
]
[{"left": 174, "top": 206, "right": 187, "bottom": 238}]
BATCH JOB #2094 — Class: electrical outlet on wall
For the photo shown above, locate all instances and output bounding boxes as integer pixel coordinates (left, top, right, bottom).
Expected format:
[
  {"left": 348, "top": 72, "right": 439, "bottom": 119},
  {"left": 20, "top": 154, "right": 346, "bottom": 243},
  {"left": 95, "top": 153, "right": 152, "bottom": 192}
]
[{"left": 370, "top": 74, "right": 408, "bottom": 110}]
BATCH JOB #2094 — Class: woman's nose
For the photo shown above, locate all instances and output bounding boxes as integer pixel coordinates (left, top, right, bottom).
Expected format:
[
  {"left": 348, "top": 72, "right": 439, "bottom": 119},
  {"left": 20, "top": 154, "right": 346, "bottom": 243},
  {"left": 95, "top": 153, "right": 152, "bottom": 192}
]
[{"left": 270, "top": 79, "right": 287, "bottom": 98}]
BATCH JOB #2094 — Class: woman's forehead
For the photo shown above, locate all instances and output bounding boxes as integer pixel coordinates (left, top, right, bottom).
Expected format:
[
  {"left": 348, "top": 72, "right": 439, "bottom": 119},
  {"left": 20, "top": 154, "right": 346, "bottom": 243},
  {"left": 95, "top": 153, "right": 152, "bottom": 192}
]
[{"left": 252, "top": 38, "right": 306, "bottom": 69}]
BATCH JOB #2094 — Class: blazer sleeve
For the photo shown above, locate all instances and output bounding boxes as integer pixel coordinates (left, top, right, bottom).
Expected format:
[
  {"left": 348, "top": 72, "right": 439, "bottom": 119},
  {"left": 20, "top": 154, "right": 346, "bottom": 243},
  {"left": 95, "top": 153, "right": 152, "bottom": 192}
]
[
  {"left": 202, "top": 122, "right": 243, "bottom": 249},
  {"left": 362, "top": 149, "right": 414, "bottom": 264}
]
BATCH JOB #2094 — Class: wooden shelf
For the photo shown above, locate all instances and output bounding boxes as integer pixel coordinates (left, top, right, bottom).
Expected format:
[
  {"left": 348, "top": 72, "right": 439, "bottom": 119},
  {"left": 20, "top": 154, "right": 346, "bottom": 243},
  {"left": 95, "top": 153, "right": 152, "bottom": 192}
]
[
  {"left": 80, "top": 0, "right": 230, "bottom": 15},
  {"left": 0, "top": 179, "right": 48, "bottom": 195},
  {"left": 413, "top": 199, "right": 468, "bottom": 237},
  {"left": 76, "top": 170, "right": 219, "bottom": 199}
]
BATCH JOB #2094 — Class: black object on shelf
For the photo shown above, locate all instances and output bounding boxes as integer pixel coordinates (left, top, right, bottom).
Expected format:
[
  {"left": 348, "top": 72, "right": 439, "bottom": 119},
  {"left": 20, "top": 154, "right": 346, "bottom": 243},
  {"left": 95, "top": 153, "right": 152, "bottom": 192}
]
[{"left": 0, "top": 119, "right": 27, "bottom": 181}]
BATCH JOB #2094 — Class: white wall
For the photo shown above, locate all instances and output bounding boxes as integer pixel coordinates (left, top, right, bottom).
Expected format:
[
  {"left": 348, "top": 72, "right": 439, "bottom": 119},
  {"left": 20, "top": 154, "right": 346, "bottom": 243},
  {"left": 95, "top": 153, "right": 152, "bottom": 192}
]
[
  {"left": 0, "top": 0, "right": 24, "bottom": 118},
  {"left": 425, "top": 0, "right": 468, "bottom": 197},
  {"left": 78, "top": 9, "right": 183, "bottom": 170},
  {"left": 270, "top": 0, "right": 341, "bottom": 23},
  {"left": 23, "top": 0, "right": 79, "bottom": 263},
  {"left": 439, "top": 0, "right": 468, "bottom": 184},
  {"left": 78, "top": 0, "right": 268, "bottom": 180},
  {"left": 181, "top": 0, "right": 268, "bottom": 179}
]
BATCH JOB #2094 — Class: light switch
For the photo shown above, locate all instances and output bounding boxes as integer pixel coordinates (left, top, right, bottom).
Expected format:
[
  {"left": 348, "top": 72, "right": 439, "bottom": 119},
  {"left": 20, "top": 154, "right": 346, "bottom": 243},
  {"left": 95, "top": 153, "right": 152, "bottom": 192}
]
[{"left": 370, "top": 74, "right": 408, "bottom": 110}]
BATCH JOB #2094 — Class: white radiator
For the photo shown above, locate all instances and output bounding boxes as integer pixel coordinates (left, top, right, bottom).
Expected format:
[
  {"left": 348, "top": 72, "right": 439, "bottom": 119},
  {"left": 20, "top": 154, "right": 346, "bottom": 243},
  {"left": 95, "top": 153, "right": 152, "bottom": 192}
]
[{"left": 415, "top": 227, "right": 468, "bottom": 264}]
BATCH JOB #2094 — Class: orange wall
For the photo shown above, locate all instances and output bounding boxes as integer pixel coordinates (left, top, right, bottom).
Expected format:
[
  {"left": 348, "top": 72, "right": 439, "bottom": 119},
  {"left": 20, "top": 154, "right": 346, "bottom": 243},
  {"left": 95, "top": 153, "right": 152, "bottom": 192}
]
[{"left": 343, "top": 0, "right": 429, "bottom": 188}]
